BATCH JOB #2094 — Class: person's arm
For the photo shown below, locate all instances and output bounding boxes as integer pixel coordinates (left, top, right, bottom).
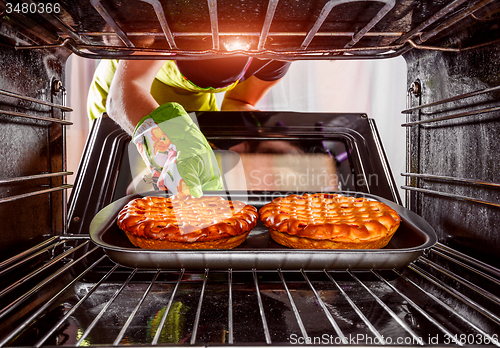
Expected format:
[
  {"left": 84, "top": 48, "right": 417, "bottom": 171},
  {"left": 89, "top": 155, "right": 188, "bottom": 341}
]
[
  {"left": 221, "top": 75, "right": 282, "bottom": 111},
  {"left": 108, "top": 60, "right": 222, "bottom": 196},
  {"left": 106, "top": 60, "right": 166, "bottom": 134}
]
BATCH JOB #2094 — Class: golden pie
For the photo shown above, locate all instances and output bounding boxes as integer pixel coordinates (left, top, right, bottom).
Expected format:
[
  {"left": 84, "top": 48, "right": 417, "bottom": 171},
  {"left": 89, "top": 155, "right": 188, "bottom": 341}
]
[
  {"left": 259, "top": 193, "right": 401, "bottom": 249},
  {"left": 117, "top": 195, "right": 258, "bottom": 249}
]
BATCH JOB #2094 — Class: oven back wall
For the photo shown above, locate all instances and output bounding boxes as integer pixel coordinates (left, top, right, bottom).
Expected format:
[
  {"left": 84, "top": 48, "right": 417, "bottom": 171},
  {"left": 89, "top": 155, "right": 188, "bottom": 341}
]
[{"left": 0, "top": 45, "right": 68, "bottom": 259}]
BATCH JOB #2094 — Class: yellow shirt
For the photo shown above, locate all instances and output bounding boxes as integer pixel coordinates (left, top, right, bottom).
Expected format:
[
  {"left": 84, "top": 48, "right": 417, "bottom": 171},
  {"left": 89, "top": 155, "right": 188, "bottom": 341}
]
[{"left": 87, "top": 60, "right": 238, "bottom": 121}]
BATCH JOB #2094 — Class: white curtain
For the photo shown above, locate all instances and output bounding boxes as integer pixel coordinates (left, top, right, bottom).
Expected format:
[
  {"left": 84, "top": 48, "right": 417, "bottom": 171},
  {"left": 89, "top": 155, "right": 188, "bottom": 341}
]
[
  {"left": 65, "top": 56, "right": 407, "bottom": 202},
  {"left": 256, "top": 58, "right": 408, "bottom": 201}
]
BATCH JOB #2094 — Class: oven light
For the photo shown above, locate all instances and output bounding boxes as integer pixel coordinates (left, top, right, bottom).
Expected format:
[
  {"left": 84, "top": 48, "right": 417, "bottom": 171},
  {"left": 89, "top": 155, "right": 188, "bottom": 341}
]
[{"left": 224, "top": 37, "right": 251, "bottom": 51}]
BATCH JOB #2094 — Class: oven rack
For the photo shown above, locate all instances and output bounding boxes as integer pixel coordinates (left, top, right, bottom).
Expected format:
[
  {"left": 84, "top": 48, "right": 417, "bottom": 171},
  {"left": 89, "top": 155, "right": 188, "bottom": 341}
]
[
  {"left": 0, "top": 87, "right": 73, "bottom": 226},
  {"left": 0, "top": 85, "right": 73, "bottom": 236},
  {"left": 0, "top": 235, "right": 499, "bottom": 347},
  {"left": 402, "top": 77, "right": 500, "bottom": 259},
  {"left": 0, "top": 87, "right": 72, "bottom": 131},
  {"left": 4, "top": 0, "right": 500, "bottom": 60}
]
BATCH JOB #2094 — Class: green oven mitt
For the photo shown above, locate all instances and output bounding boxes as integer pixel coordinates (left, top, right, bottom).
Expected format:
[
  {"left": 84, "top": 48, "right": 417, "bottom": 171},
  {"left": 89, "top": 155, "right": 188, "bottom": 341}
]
[{"left": 132, "top": 102, "right": 222, "bottom": 197}]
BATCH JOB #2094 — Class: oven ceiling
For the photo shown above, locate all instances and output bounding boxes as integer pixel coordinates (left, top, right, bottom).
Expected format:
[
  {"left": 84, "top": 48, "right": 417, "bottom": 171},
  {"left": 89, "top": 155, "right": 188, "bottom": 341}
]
[{"left": 1, "top": 0, "right": 499, "bottom": 59}]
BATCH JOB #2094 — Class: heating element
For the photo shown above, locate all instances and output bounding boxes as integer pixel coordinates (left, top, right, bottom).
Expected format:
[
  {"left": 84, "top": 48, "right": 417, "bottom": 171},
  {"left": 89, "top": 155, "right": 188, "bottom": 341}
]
[
  {"left": 6, "top": 0, "right": 500, "bottom": 60},
  {"left": 0, "top": 237, "right": 499, "bottom": 346}
]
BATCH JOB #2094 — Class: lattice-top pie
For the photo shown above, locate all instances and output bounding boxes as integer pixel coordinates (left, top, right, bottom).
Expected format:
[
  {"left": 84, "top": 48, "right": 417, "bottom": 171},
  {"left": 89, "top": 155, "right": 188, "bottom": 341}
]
[
  {"left": 259, "top": 193, "right": 401, "bottom": 249},
  {"left": 117, "top": 195, "right": 258, "bottom": 249}
]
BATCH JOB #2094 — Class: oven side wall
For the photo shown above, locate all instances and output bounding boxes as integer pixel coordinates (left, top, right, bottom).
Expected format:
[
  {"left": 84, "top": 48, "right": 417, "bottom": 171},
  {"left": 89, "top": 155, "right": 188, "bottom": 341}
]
[
  {"left": 404, "top": 43, "right": 500, "bottom": 264},
  {"left": 0, "top": 44, "right": 70, "bottom": 259}
]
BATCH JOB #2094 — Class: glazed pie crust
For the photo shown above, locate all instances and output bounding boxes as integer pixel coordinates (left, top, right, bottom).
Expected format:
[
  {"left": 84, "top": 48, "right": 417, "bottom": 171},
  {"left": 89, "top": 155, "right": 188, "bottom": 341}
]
[
  {"left": 259, "top": 193, "right": 401, "bottom": 249},
  {"left": 117, "top": 195, "right": 259, "bottom": 249}
]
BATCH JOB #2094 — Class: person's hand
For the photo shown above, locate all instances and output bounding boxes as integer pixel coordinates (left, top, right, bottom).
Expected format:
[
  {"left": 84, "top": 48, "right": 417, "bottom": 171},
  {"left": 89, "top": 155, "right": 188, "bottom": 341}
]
[{"left": 132, "top": 102, "right": 223, "bottom": 197}]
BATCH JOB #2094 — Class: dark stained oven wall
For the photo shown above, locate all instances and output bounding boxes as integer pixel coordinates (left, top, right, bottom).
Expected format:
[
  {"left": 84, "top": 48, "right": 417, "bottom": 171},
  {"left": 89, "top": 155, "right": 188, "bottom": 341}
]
[
  {"left": 0, "top": 43, "right": 70, "bottom": 259},
  {"left": 403, "top": 42, "right": 500, "bottom": 264}
]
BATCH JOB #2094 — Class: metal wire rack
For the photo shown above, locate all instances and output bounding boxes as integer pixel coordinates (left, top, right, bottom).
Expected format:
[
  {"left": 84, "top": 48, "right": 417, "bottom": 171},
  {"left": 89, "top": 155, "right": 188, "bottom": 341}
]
[
  {"left": 402, "top": 82, "right": 500, "bottom": 210},
  {"left": 0, "top": 86, "right": 73, "bottom": 236},
  {"left": 0, "top": 235, "right": 499, "bottom": 347},
  {"left": 4, "top": 0, "right": 500, "bottom": 59}
]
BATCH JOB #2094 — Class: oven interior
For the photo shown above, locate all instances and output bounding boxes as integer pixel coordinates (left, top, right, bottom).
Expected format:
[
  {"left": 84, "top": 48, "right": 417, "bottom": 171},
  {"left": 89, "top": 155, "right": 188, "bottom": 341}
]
[{"left": 1, "top": 0, "right": 500, "bottom": 346}]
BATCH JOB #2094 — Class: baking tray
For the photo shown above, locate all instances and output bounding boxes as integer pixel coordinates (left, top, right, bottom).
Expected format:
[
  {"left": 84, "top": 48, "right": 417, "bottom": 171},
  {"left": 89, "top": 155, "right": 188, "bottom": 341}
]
[{"left": 89, "top": 191, "right": 437, "bottom": 270}]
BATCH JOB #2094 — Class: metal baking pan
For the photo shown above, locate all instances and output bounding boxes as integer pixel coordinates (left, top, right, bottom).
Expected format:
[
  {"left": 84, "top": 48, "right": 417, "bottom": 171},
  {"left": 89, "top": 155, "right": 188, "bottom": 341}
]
[{"left": 89, "top": 191, "right": 437, "bottom": 270}]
